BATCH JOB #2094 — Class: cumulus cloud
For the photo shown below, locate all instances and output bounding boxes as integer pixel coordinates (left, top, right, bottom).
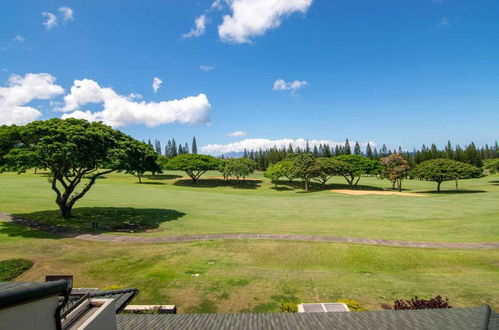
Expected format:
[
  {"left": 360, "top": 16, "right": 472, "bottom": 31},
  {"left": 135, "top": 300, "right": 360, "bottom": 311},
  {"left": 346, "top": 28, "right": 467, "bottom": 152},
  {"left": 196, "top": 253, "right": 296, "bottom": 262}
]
[
  {"left": 59, "top": 79, "right": 211, "bottom": 128},
  {"left": 218, "top": 0, "right": 313, "bottom": 43},
  {"left": 58, "top": 7, "right": 74, "bottom": 21},
  {"left": 42, "top": 12, "right": 58, "bottom": 30},
  {"left": 0, "top": 73, "right": 64, "bottom": 125},
  {"left": 226, "top": 130, "right": 247, "bottom": 137},
  {"left": 273, "top": 79, "right": 308, "bottom": 93},
  {"left": 183, "top": 14, "right": 208, "bottom": 38},
  {"left": 201, "top": 138, "right": 374, "bottom": 155},
  {"left": 200, "top": 65, "right": 215, "bottom": 72},
  {"left": 152, "top": 77, "right": 162, "bottom": 93}
]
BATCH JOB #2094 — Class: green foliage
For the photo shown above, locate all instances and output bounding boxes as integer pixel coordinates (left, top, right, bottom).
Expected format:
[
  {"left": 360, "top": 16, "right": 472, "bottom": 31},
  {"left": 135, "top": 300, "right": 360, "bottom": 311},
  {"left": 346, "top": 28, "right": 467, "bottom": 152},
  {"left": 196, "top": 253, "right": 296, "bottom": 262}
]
[
  {"left": 484, "top": 159, "right": 499, "bottom": 174},
  {"left": 280, "top": 301, "right": 298, "bottom": 313},
  {"left": 264, "top": 163, "right": 284, "bottom": 187},
  {"left": 0, "top": 258, "right": 33, "bottom": 281},
  {"left": 2, "top": 118, "right": 158, "bottom": 217},
  {"left": 0, "top": 125, "right": 20, "bottom": 167},
  {"left": 314, "top": 157, "right": 343, "bottom": 189},
  {"left": 336, "top": 299, "right": 366, "bottom": 312},
  {"left": 219, "top": 158, "right": 256, "bottom": 182},
  {"left": 278, "top": 159, "right": 296, "bottom": 182},
  {"left": 291, "top": 154, "right": 321, "bottom": 191},
  {"left": 334, "top": 154, "right": 380, "bottom": 187},
  {"left": 167, "top": 154, "right": 219, "bottom": 183},
  {"left": 411, "top": 159, "right": 482, "bottom": 191}
]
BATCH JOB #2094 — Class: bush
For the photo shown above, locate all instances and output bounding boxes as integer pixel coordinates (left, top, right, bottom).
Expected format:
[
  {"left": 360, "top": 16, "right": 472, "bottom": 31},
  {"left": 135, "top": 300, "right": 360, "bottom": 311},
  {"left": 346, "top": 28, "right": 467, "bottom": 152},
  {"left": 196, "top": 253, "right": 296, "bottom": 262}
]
[
  {"left": 336, "top": 299, "right": 366, "bottom": 312},
  {"left": 393, "top": 296, "right": 451, "bottom": 310},
  {"left": 280, "top": 301, "right": 298, "bottom": 313},
  {"left": 0, "top": 258, "right": 34, "bottom": 281}
]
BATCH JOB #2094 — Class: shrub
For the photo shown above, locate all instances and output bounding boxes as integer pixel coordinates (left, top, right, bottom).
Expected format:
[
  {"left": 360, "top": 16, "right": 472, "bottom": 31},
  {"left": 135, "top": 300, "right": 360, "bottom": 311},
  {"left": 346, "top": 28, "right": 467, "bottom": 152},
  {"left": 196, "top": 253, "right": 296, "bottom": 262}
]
[
  {"left": 336, "top": 299, "right": 366, "bottom": 312},
  {"left": 280, "top": 301, "right": 298, "bottom": 313},
  {"left": 0, "top": 258, "right": 34, "bottom": 281},
  {"left": 393, "top": 296, "right": 451, "bottom": 310}
]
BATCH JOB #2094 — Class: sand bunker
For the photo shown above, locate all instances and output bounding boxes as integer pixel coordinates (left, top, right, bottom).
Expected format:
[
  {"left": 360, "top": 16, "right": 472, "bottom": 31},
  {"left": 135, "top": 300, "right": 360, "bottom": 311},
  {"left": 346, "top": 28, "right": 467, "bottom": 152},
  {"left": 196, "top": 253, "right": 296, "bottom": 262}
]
[{"left": 331, "top": 189, "right": 425, "bottom": 197}]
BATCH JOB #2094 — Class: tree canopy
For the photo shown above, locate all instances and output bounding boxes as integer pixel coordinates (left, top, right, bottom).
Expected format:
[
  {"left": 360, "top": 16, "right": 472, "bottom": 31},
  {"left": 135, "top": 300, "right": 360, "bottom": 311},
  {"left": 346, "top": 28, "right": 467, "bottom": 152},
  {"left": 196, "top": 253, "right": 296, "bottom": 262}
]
[
  {"left": 314, "top": 157, "right": 342, "bottom": 189},
  {"left": 167, "top": 154, "right": 219, "bottom": 183},
  {"left": 411, "top": 159, "right": 482, "bottom": 191},
  {"left": 291, "top": 154, "right": 321, "bottom": 191},
  {"left": 219, "top": 158, "right": 256, "bottom": 183},
  {"left": 333, "top": 154, "right": 379, "bottom": 186},
  {"left": 380, "top": 153, "right": 411, "bottom": 191},
  {"left": 264, "top": 162, "right": 284, "bottom": 188},
  {"left": 2, "top": 118, "right": 159, "bottom": 217},
  {"left": 484, "top": 158, "right": 499, "bottom": 174}
]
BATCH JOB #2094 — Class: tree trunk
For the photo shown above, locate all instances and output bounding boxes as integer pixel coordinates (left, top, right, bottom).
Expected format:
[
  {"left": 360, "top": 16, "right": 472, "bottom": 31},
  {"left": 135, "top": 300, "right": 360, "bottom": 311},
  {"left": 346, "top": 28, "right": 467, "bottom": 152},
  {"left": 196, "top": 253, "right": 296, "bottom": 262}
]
[
  {"left": 304, "top": 179, "right": 309, "bottom": 191},
  {"left": 437, "top": 181, "right": 441, "bottom": 192},
  {"left": 392, "top": 181, "right": 396, "bottom": 190},
  {"left": 397, "top": 179, "right": 402, "bottom": 192},
  {"left": 59, "top": 202, "right": 73, "bottom": 218},
  {"left": 138, "top": 174, "right": 142, "bottom": 183},
  {"left": 455, "top": 179, "right": 458, "bottom": 191}
]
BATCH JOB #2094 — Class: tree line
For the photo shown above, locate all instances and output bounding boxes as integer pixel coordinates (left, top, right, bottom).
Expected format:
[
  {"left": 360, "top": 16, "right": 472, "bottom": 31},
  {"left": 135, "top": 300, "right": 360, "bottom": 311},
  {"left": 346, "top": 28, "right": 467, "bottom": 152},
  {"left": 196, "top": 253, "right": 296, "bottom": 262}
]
[
  {"left": 145, "top": 137, "right": 198, "bottom": 158},
  {"left": 238, "top": 139, "right": 498, "bottom": 171}
]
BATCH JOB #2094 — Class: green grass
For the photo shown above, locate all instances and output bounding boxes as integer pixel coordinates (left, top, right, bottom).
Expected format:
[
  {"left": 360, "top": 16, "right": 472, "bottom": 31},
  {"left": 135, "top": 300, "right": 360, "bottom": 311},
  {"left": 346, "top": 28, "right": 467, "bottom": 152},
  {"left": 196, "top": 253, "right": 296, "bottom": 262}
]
[
  {"left": 0, "top": 224, "right": 497, "bottom": 312},
  {"left": 0, "top": 258, "right": 34, "bottom": 281},
  {"left": 0, "top": 170, "right": 498, "bottom": 242},
  {"left": 0, "top": 171, "right": 497, "bottom": 312}
]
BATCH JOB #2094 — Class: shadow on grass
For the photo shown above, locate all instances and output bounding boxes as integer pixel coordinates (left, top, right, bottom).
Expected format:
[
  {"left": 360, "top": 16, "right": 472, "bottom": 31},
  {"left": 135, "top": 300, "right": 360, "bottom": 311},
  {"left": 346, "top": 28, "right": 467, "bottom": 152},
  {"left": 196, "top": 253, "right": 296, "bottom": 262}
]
[
  {"left": 270, "top": 186, "right": 294, "bottom": 191},
  {"left": 135, "top": 181, "right": 165, "bottom": 185},
  {"left": 420, "top": 190, "right": 486, "bottom": 194},
  {"left": 142, "top": 174, "right": 183, "bottom": 180},
  {"left": 174, "top": 178, "right": 262, "bottom": 189},
  {"left": 8, "top": 207, "right": 185, "bottom": 237},
  {"left": 489, "top": 180, "right": 499, "bottom": 186},
  {"left": 279, "top": 180, "right": 385, "bottom": 193},
  {"left": 0, "top": 222, "right": 60, "bottom": 239}
]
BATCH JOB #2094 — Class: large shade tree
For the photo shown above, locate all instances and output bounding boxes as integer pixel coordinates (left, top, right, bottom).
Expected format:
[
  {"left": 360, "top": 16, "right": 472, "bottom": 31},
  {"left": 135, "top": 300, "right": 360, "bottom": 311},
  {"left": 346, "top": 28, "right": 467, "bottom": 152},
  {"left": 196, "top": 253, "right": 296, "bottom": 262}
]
[
  {"left": 411, "top": 159, "right": 482, "bottom": 192},
  {"left": 167, "top": 154, "right": 219, "bottom": 183},
  {"left": 334, "top": 154, "right": 380, "bottom": 187},
  {"left": 219, "top": 158, "right": 256, "bottom": 183},
  {"left": 2, "top": 118, "right": 161, "bottom": 217},
  {"left": 484, "top": 158, "right": 499, "bottom": 174},
  {"left": 314, "top": 157, "right": 342, "bottom": 190}
]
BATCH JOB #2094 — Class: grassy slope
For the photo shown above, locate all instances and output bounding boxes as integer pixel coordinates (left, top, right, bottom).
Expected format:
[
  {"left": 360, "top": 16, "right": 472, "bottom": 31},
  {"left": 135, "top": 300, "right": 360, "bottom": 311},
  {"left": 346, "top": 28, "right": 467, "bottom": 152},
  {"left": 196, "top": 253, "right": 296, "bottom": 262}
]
[
  {"left": 1, "top": 223, "right": 497, "bottom": 312},
  {"left": 0, "top": 171, "right": 497, "bottom": 242}
]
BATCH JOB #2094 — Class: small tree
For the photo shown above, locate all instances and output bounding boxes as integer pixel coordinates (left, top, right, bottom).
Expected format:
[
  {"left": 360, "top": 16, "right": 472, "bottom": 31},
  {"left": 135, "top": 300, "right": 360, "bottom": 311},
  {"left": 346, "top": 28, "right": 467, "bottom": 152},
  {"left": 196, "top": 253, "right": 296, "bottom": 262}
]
[
  {"left": 380, "top": 153, "right": 410, "bottom": 191},
  {"left": 314, "top": 157, "right": 341, "bottom": 190},
  {"left": 167, "top": 154, "right": 219, "bottom": 183},
  {"left": 484, "top": 158, "right": 499, "bottom": 174},
  {"left": 264, "top": 163, "right": 284, "bottom": 188},
  {"left": 279, "top": 159, "right": 296, "bottom": 183},
  {"left": 292, "top": 154, "right": 321, "bottom": 191},
  {"left": 121, "top": 141, "right": 162, "bottom": 183},
  {"left": 334, "top": 154, "right": 379, "bottom": 187},
  {"left": 2, "top": 119, "right": 157, "bottom": 218},
  {"left": 411, "top": 159, "right": 482, "bottom": 192},
  {"left": 220, "top": 158, "right": 256, "bottom": 183}
]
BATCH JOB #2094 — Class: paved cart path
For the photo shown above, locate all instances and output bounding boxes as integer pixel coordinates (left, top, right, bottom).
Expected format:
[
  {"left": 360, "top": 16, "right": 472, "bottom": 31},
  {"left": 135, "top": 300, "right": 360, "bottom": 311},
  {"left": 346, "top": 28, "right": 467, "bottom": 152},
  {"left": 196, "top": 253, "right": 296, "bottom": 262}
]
[{"left": 1, "top": 212, "right": 498, "bottom": 249}]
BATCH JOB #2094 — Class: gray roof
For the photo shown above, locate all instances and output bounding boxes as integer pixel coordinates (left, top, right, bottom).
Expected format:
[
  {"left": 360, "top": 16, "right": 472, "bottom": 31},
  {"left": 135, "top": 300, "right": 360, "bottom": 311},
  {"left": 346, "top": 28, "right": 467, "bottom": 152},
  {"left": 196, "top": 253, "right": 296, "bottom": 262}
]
[
  {"left": 72, "top": 288, "right": 139, "bottom": 313},
  {"left": 116, "top": 305, "right": 496, "bottom": 330},
  {"left": 0, "top": 280, "right": 68, "bottom": 309}
]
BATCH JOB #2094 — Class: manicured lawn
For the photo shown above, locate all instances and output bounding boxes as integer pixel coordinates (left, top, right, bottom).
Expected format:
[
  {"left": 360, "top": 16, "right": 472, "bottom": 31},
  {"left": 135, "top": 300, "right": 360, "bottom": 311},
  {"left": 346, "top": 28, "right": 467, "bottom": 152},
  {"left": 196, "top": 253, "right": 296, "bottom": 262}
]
[
  {"left": 0, "top": 171, "right": 498, "bottom": 242},
  {"left": 0, "top": 223, "right": 497, "bottom": 312}
]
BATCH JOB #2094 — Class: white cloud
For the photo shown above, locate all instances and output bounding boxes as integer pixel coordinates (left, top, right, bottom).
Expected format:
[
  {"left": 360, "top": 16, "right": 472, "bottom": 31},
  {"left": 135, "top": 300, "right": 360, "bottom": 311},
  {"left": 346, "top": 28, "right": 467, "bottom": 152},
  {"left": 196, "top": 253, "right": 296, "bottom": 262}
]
[
  {"left": 152, "top": 77, "right": 162, "bottom": 93},
  {"left": 13, "top": 35, "right": 25, "bottom": 43},
  {"left": 226, "top": 130, "right": 247, "bottom": 137},
  {"left": 200, "top": 65, "right": 215, "bottom": 71},
  {"left": 42, "top": 12, "right": 58, "bottom": 30},
  {"left": 437, "top": 17, "right": 450, "bottom": 27},
  {"left": 218, "top": 0, "right": 313, "bottom": 43},
  {"left": 201, "top": 138, "right": 374, "bottom": 155},
  {"left": 60, "top": 79, "right": 211, "bottom": 128},
  {"left": 58, "top": 7, "right": 74, "bottom": 21},
  {"left": 183, "top": 14, "right": 208, "bottom": 38},
  {"left": 0, "top": 73, "right": 64, "bottom": 125},
  {"left": 273, "top": 79, "right": 308, "bottom": 93}
]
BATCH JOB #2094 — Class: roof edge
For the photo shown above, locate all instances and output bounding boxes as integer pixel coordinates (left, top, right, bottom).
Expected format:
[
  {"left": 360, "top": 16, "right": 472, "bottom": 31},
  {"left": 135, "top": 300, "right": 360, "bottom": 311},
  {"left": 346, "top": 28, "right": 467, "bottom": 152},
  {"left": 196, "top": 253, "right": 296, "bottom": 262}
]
[{"left": 0, "top": 280, "right": 68, "bottom": 309}]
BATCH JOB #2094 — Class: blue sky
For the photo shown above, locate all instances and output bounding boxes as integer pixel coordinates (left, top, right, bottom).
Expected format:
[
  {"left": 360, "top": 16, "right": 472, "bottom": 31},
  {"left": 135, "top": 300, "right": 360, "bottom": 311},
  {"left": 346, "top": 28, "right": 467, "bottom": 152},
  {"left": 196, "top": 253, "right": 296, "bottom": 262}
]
[{"left": 1, "top": 0, "right": 498, "bottom": 154}]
